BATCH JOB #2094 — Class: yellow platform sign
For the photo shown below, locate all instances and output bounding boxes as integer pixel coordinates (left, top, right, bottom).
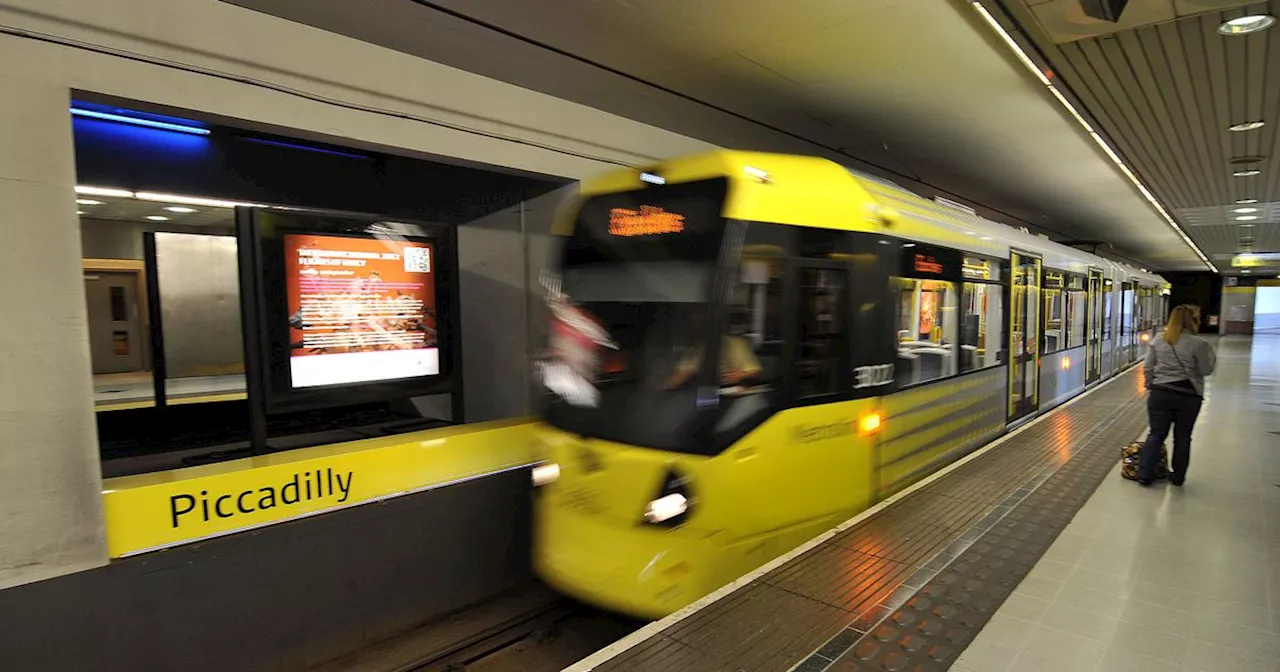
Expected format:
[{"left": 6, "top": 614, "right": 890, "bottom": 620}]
[{"left": 102, "top": 418, "right": 538, "bottom": 558}]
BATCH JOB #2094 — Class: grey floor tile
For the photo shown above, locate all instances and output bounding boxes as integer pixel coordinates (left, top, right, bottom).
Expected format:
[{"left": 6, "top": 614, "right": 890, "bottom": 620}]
[
  {"left": 952, "top": 638, "right": 1018, "bottom": 672},
  {"left": 1097, "top": 643, "right": 1185, "bottom": 672},
  {"left": 970, "top": 613, "right": 1036, "bottom": 649},
  {"left": 1039, "top": 602, "right": 1121, "bottom": 643}
]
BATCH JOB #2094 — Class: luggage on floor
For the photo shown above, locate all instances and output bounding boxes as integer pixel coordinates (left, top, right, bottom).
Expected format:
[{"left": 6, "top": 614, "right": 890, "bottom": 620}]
[{"left": 1121, "top": 441, "right": 1168, "bottom": 481}]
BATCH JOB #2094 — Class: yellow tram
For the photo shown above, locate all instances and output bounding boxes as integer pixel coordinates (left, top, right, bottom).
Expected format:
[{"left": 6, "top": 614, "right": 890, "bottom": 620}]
[{"left": 531, "top": 151, "right": 1167, "bottom": 618}]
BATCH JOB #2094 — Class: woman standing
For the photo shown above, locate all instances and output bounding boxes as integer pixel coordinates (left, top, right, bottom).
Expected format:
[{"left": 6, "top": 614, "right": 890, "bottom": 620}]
[{"left": 1138, "top": 305, "right": 1216, "bottom": 486}]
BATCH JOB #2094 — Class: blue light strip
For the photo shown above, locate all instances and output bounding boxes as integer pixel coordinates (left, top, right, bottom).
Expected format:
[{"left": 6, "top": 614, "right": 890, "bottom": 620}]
[
  {"left": 239, "top": 136, "right": 372, "bottom": 160},
  {"left": 70, "top": 108, "right": 211, "bottom": 136}
]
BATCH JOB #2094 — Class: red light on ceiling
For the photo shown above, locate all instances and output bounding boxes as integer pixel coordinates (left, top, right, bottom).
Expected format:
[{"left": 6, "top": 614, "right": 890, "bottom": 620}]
[{"left": 1043, "top": 69, "right": 1054, "bottom": 80}]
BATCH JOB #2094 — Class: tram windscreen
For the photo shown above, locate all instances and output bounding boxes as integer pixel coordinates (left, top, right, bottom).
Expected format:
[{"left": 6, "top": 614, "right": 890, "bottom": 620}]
[
  {"left": 540, "top": 178, "right": 728, "bottom": 452},
  {"left": 285, "top": 233, "right": 439, "bottom": 388}
]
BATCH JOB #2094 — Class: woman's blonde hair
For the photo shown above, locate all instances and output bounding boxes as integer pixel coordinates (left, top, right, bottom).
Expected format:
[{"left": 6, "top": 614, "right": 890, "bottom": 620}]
[{"left": 1165, "top": 304, "right": 1200, "bottom": 345}]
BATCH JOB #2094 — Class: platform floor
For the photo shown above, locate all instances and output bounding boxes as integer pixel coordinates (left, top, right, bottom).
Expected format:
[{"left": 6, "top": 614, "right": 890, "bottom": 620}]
[
  {"left": 94, "top": 372, "right": 245, "bottom": 409},
  {"left": 570, "top": 337, "right": 1276, "bottom": 672},
  {"left": 956, "top": 336, "right": 1279, "bottom": 672}
]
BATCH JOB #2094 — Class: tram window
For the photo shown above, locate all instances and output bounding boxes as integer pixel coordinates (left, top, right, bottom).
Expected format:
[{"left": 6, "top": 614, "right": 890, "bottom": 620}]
[
  {"left": 1102, "top": 280, "right": 1113, "bottom": 340},
  {"left": 723, "top": 257, "right": 783, "bottom": 386},
  {"left": 896, "top": 278, "right": 957, "bottom": 385},
  {"left": 1066, "top": 290, "right": 1087, "bottom": 348},
  {"left": 960, "top": 282, "right": 1004, "bottom": 372},
  {"left": 1043, "top": 271, "right": 1065, "bottom": 354},
  {"left": 795, "top": 268, "right": 846, "bottom": 398}
]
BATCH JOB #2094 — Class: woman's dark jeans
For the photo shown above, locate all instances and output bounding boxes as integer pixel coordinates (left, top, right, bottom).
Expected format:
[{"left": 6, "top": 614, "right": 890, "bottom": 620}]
[{"left": 1140, "top": 386, "right": 1203, "bottom": 483}]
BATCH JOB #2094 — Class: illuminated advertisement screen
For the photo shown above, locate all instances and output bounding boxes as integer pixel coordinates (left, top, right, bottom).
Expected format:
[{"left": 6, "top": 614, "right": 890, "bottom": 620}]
[{"left": 284, "top": 233, "right": 439, "bottom": 388}]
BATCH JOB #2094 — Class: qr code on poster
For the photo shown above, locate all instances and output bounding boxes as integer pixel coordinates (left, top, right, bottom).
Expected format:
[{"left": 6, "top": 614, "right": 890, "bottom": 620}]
[{"left": 403, "top": 246, "right": 432, "bottom": 273}]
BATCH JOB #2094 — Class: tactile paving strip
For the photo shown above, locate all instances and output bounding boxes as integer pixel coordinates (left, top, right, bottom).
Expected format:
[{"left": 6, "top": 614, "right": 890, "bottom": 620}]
[
  {"left": 591, "top": 368, "right": 1148, "bottom": 672},
  {"left": 802, "top": 385, "right": 1150, "bottom": 671}
]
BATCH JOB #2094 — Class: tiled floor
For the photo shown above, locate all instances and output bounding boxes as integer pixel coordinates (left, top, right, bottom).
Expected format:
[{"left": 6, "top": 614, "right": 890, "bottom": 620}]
[{"left": 954, "top": 336, "right": 1280, "bottom": 672}]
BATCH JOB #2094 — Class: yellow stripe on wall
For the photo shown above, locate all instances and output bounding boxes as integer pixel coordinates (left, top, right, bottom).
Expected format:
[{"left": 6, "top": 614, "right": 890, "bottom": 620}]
[{"left": 102, "top": 418, "right": 538, "bottom": 558}]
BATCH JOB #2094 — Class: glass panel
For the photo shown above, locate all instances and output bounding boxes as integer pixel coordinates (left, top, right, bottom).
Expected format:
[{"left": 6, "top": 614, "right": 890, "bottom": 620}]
[
  {"left": 961, "top": 282, "right": 1005, "bottom": 371},
  {"left": 109, "top": 285, "right": 128, "bottom": 322},
  {"left": 795, "top": 268, "right": 845, "bottom": 397},
  {"left": 897, "top": 278, "right": 957, "bottom": 385},
  {"left": 1067, "top": 290, "right": 1087, "bottom": 348}
]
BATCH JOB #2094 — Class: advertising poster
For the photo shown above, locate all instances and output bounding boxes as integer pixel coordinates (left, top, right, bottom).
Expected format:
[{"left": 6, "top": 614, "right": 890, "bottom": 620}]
[
  {"left": 919, "top": 290, "right": 937, "bottom": 338},
  {"left": 284, "top": 234, "right": 438, "bottom": 388}
]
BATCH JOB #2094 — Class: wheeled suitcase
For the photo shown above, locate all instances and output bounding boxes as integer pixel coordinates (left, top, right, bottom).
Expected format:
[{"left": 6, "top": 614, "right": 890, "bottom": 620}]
[{"left": 1121, "top": 441, "right": 1168, "bottom": 481}]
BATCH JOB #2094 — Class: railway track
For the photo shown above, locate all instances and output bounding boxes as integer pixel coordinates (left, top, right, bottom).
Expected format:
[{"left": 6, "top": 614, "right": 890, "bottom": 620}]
[{"left": 315, "top": 584, "right": 639, "bottom": 672}]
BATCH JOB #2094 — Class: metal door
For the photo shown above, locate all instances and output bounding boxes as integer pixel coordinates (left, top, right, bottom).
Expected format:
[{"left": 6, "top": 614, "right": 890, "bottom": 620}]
[
  {"left": 1086, "top": 268, "right": 1103, "bottom": 384},
  {"left": 1007, "top": 251, "right": 1042, "bottom": 422},
  {"left": 85, "top": 271, "right": 144, "bottom": 374}
]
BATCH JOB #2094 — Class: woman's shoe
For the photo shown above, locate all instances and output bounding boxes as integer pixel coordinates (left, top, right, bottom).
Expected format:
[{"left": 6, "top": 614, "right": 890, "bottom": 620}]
[
  {"left": 1169, "top": 478, "right": 1184, "bottom": 486},
  {"left": 1137, "top": 478, "right": 1152, "bottom": 486}
]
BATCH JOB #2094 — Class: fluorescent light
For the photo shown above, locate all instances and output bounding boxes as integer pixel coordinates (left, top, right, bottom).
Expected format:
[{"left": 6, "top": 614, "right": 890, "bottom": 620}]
[
  {"left": 1234, "top": 170, "right": 1262, "bottom": 177},
  {"left": 1229, "top": 121, "right": 1266, "bottom": 132},
  {"left": 135, "top": 192, "right": 264, "bottom": 208},
  {"left": 75, "top": 186, "right": 134, "bottom": 198},
  {"left": 77, "top": 210, "right": 85, "bottom": 215},
  {"left": 70, "top": 108, "right": 211, "bottom": 135},
  {"left": 146, "top": 215, "right": 170, "bottom": 221},
  {"left": 639, "top": 172, "right": 666, "bottom": 185},
  {"left": 1236, "top": 199, "right": 1258, "bottom": 204},
  {"left": 1219, "top": 15, "right": 1275, "bottom": 35},
  {"left": 75, "top": 199, "right": 102, "bottom": 205},
  {"left": 743, "top": 165, "right": 770, "bottom": 181},
  {"left": 164, "top": 206, "right": 197, "bottom": 213},
  {"left": 967, "top": 1, "right": 1217, "bottom": 273},
  {"left": 1236, "top": 215, "right": 1258, "bottom": 221},
  {"left": 1233, "top": 208, "right": 1258, "bottom": 213}
]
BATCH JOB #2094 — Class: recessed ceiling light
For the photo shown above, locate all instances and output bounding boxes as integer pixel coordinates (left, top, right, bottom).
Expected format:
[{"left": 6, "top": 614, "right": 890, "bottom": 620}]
[
  {"left": 75, "top": 199, "right": 102, "bottom": 205},
  {"left": 1219, "top": 15, "right": 1276, "bottom": 35},
  {"left": 146, "top": 215, "right": 170, "bottom": 221},
  {"left": 1237, "top": 199, "right": 1259, "bottom": 204},
  {"left": 1233, "top": 207, "right": 1259, "bottom": 213},
  {"left": 1236, "top": 215, "right": 1259, "bottom": 221},
  {"left": 164, "top": 206, "right": 197, "bottom": 213},
  {"left": 76, "top": 210, "right": 85, "bottom": 215},
  {"left": 1234, "top": 170, "right": 1262, "bottom": 177},
  {"left": 1229, "top": 121, "right": 1266, "bottom": 132}
]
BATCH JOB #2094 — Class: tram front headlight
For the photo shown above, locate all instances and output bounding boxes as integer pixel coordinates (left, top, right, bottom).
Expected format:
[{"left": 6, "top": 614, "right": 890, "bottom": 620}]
[
  {"left": 532, "top": 462, "right": 560, "bottom": 487},
  {"left": 643, "top": 471, "right": 693, "bottom": 526}
]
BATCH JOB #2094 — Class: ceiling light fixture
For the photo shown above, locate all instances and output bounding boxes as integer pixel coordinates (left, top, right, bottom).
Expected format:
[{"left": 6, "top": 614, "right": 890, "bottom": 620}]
[
  {"left": 76, "top": 210, "right": 85, "bottom": 215},
  {"left": 75, "top": 199, "right": 102, "bottom": 206},
  {"left": 1236, "top": 215, "right": 1259, "bottom": 221},
  {"left": 135, "top": 192, "right": 264, "bottom": 208},
  {"left": 1234, "top": 170, "right": 1262, "bottom": 177},
  {"left": 1218, "top": 15, "right": 1276, "bottom": 35},
  {"left": 1236, "top": 199, "right": 1258, "bottom": 204},
  {"left": 1229, "top": 121, "right": 1266, "bottom": 132},
  {"left": 1233, "top": 208, "right": 1258, "bottom": 213},
  {"left": 164, "top": 206, "right": 197, "bottom": 213},
  {"left": 146, "top": 215, "right": 170, "bottom": 221},
  {"left": 75, "top": 186, "right": 134, "bottom": 198},
  {"left": 968, "top": 1, "right": 1217, "bottom": 272}
]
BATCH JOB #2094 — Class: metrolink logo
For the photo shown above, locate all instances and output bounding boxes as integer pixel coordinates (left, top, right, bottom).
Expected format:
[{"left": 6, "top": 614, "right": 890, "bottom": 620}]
[{"left": 170, "top": 467, "right": 353, "bottom": 528}]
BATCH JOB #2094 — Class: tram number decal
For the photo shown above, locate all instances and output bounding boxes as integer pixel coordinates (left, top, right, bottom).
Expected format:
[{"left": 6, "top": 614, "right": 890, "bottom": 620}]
[{"left": 853, "top": 364, "right": 895, "bottom": 389}]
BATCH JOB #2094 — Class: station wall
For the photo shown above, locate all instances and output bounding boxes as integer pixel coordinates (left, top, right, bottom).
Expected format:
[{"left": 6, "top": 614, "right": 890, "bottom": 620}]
[{"left": 0, "top": 0, "right": 714, "bottom": 589}]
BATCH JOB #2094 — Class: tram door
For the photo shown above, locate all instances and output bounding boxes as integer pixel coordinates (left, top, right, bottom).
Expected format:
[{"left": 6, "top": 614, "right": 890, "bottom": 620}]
[
  {"left": 1007, "top": 251, "right": 1042, "bottom": 422},
  {"left": 1085, "top": 268, "right": 1104, "bottom": 384}
]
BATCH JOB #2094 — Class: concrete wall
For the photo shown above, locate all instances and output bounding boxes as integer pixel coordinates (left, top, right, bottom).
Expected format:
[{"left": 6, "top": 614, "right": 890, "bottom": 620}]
[
  {"left": 0, "top": 75, "right": 107, "bottom": 588},
  {"left": 80, "top": 218, "right": 231, "bottom": 260},
  {"left": 0, "top": 0, "right": 715, "bottom": 588}
]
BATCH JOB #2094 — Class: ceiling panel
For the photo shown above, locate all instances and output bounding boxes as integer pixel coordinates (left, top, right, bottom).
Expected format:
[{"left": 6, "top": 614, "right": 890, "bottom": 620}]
[
  {"left": 76, "top": 194, "right": 236, "bottom": 228},
  {"left": 223, "top": 0, "right": 1211, "bottom": 270},
  {"left": 1008, "top": 0, "right": 1280, "bottom": 269}
]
